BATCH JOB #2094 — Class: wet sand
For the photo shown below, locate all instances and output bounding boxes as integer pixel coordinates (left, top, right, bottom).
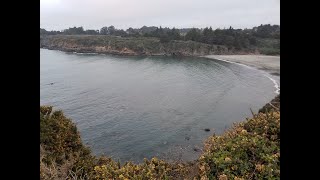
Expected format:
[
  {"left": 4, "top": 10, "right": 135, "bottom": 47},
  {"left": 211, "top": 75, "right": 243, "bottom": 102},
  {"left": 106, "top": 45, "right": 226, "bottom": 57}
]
[{"left": 203, "top": 55, "right": 280, "bottom": 75}]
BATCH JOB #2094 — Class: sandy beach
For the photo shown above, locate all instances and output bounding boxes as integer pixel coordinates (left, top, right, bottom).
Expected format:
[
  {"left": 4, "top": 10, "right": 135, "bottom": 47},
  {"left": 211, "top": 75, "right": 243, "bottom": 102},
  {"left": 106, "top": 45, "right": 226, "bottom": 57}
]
[{"left": 204, "top": 55, "right": 280, "bottom": 75}]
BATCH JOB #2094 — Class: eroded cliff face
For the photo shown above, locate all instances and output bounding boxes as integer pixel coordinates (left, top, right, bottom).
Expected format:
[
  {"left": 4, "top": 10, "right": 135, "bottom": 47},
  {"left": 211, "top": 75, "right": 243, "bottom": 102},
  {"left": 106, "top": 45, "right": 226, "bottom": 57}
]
[{"left": 40, "top": 35, "right": 254, "bottom": 56}]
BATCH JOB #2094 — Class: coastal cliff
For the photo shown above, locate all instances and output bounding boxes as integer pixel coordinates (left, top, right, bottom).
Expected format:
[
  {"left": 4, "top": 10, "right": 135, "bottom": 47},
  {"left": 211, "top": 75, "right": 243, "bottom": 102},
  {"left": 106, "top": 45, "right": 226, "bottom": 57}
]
[
  {"left": 40, "top": 35, "right": 257, "bottom": 56},
  {"left": 40, "top": 95, "right": 280, "bottom": 179}
]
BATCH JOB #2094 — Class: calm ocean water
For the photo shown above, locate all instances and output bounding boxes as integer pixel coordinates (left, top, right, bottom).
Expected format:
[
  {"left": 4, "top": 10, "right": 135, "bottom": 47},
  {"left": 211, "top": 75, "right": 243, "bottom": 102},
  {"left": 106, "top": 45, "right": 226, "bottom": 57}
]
[{"left": 40, "top": 49, "right": 279, "bottom": 163}]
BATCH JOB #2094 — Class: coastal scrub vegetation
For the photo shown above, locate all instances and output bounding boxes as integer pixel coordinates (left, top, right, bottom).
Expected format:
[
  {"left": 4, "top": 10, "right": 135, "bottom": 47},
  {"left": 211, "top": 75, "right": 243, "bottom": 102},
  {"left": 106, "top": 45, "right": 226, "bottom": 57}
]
[
  {"left": 40, "top": 24, "right": 280, "bottom": 55},
  {"left": 40, "top": 95, "right": 280, "bottom": 179},
  {"left": 40, "top": 34, "right": 229, "bottom": 56}
]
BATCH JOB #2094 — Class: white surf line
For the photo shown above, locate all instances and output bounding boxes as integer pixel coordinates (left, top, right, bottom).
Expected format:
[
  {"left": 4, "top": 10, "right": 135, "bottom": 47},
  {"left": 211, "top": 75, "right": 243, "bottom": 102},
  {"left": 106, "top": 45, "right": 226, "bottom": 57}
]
[
  {"left": 211, "top": 57, "right": 256, "bottom": 70},
  {"left": 208, "top": 56, "right": 280, "bottom": 95},
  {"left": 72, "top": 52, "right": 98, "bottom": 55},
  {"left": 264, "top": 75, "right": 280, "bottom": 94}
]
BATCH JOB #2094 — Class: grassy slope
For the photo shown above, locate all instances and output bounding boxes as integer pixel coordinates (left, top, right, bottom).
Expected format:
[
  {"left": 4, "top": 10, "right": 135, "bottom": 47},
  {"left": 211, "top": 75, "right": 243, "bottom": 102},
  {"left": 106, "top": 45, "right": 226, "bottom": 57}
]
[
  {"left": 40, "top": 35, "right": 224, "bottom": 55},
  {"left": 40, "top": 35, "right": 269, "bottom": 56},
  {"left": 40, "top": 96, "right": 280, "bottom": 180},
  {"left": 256, "top": 38, "right": 280, "bottom": 55},
  {"left": 40, "top": 35, "right": 280, "bottom": 56}
]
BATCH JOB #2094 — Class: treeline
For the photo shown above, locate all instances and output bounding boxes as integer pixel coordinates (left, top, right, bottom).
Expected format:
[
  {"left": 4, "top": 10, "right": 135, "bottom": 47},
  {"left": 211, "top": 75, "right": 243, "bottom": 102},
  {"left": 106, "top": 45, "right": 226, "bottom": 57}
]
[
  {"left": 40, "top": 26, "right": 100, "bottom": 35},
  {"left": 40, "top": 24, "right": 280, "bottom": 50}
]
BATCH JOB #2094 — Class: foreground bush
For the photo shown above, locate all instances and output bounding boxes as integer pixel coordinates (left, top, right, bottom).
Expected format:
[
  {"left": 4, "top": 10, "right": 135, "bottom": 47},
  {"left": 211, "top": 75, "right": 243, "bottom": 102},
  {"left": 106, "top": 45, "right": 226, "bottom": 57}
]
[
  {"left": 198, "top": 110, "right": 280, "bottom": 180},
  {"left": 40, "top": 106, "right": 192, "bottom": 179},
  {"left": 40, "top": 96, "right": 280, "bottom": 179},
  {"left": 93, "top": 157, "right": 195, "bottom": 180},
  {"left": 40, "top": 106, "right": 96, "bottom": 179}
]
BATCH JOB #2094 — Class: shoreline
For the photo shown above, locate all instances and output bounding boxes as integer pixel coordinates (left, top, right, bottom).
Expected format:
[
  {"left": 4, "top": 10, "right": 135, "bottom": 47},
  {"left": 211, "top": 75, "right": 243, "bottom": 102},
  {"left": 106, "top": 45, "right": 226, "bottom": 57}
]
[
  {"left": 42, "top": 50, "right": 276, "bottom": 163},
  {"left": 41, "top": 48, "right": 280, "bottom": 94},
  {"left": 203, "top": 55, "right": 280, "bottom": 76},
  {"left": 41, "top": 48, "right": 280, "bottom": 75},
  {"left": 203, "top": 55, "right": 280, "bottom": 95},
  {"left": 41, "top": 47, "right": 280, "bottom": 66}
]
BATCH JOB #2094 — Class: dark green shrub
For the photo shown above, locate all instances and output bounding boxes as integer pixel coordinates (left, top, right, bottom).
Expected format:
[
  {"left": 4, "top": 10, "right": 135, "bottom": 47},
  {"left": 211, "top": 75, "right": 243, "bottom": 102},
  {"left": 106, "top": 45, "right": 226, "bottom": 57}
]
[{"left": 40, "top": 95, "right": 280, "bottom": 179}]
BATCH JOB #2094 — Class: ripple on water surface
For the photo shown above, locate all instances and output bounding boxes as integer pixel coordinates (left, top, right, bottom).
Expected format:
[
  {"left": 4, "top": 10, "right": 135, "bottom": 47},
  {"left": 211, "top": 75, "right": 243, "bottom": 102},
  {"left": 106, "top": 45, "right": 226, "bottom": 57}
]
[{"left": 41, "top": 49, "right": 279, "bottom": 163}]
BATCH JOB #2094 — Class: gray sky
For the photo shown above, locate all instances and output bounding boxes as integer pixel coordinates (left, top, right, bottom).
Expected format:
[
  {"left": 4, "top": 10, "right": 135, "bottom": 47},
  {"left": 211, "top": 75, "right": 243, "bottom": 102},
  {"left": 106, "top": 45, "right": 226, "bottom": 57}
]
[{"left": 40, "top": 0, "right": 280, "bottom": 31}]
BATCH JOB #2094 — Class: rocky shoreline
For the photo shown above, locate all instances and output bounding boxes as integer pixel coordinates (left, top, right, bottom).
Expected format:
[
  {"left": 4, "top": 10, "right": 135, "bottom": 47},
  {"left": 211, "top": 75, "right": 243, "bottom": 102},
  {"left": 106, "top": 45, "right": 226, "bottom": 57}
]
[{"left": 40, "top": 35, "right": 258, "bottom": 57}]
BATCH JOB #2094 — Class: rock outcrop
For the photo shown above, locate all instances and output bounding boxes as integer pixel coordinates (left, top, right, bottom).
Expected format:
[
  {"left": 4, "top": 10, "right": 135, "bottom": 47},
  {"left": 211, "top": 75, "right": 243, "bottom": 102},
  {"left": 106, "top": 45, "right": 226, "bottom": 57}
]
[{"left": 40, "top": 35, "right": 255, "bottom": 56}]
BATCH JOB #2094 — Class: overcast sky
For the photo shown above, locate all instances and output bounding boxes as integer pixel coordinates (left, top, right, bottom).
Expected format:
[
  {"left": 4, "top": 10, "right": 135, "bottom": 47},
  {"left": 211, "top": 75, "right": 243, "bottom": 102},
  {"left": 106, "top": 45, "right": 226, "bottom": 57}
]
[{"left": 40, "top": 0, "right": 280, "bottom": 31}]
